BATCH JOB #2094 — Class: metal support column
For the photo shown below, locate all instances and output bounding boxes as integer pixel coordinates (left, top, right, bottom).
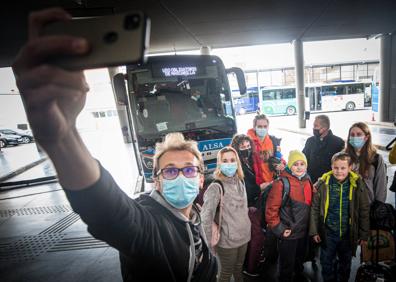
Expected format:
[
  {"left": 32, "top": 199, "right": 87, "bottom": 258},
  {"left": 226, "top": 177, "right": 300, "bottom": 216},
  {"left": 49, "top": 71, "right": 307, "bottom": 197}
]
[
  {"left": 108, "top": 67, "right": 132, "bottom": 143},
  {"left": 293, "top": 39, "right": 306, "bottom": 128},
  {"left": 379, "top": 34, "right": 392, "bottom": 122}
]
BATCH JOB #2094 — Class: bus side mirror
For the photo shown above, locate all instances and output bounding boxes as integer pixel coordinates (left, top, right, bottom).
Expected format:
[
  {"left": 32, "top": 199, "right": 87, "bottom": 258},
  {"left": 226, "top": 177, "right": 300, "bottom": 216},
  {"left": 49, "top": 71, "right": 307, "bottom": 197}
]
[
  {"left": 113, "top": 73, "right": 128, "bottom": 105},
  {"left": 226, "top": 67, "right": 246, "bottom": 95}
]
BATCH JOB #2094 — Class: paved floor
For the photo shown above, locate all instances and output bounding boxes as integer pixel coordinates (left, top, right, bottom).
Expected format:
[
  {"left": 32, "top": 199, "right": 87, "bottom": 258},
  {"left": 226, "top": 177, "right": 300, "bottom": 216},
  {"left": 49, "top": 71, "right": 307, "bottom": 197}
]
[{"left": 0, "top": 110, "right": 395, "bottom": 281}]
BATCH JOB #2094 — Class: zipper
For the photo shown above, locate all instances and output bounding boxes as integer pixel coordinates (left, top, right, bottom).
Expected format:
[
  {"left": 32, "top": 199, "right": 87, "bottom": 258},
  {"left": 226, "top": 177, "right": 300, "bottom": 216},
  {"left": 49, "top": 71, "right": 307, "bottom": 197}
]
[{"left": 339, "top": 182, "right": 343, "bottom": 237}]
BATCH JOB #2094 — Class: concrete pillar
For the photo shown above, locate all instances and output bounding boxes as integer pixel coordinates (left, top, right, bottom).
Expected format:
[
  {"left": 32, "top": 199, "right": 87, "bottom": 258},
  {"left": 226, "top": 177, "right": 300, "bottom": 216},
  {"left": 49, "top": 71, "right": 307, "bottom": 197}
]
[
  {"left": 108, "top": 67, "right": 133, "bottom": 143},
  {"left": 293, "top": 39, "right": 306, "bottom": 128},
  {"left": 389, "top": 34, "right": 396, "bottom": 123},
  {"left": 379, "top": 34, "right": 391, "bottom": 122}
]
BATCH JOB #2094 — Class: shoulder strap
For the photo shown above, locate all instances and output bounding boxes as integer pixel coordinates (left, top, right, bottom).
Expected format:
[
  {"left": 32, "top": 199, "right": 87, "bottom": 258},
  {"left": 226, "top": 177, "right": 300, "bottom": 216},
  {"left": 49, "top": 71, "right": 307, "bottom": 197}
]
[
  {"left": 212, "top": 180, "right": 224, "bottom": 229},
  {"left": 212, "top": 179, "right": 224, "bottom": 195},
  {"left": 372, "top": 153, "right": 379, "bottom": 172},
  {"left": 280, "top": 177, "right": 291, "bottom": 206},
  {"left": 280, "top": 177, "right": 295, "bottom": 223},
  {"left": 269, "top": 135, "right": 278, "bottom": 156}
]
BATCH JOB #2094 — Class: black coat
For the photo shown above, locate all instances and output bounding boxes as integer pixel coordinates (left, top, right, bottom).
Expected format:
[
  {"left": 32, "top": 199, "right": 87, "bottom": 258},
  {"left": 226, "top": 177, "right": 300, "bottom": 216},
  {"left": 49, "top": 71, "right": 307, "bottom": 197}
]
[
  {"left": 241, "top": 160, "right": 261, "bottom": 207},
  {"left": 66, "top": 165, "right": 218, "bottom": 282},
  {"left": 302, "top": 130, "right": 345, "bottom": 183}
]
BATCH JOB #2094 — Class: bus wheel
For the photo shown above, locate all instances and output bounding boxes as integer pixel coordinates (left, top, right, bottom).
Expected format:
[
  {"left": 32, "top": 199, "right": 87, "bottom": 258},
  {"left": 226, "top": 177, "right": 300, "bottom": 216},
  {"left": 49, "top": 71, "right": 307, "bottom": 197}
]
[
  {"left": 345, "top": 102, "right": 355, "bottom": 111},
  {"left": 286, "top": 106, "right": 296, "bottom": 115}
]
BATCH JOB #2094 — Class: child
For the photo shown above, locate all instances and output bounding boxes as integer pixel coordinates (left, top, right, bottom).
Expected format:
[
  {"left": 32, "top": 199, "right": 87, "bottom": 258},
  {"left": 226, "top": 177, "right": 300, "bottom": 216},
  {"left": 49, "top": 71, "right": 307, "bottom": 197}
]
[
  {"left": 266, "top": 150, "right": 312, "bottom": 282},
  {"left": 310, "top": 152, "right": 370, "bottom": 282}
]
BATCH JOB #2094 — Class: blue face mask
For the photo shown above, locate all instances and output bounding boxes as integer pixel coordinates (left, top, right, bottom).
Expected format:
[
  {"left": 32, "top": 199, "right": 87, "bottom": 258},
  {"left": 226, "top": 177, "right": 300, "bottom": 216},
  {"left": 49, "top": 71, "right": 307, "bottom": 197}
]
[
  {"left": 162, "top": 175, "right": 199, "bottom": 209},
  {"left": 255, "top": 127, "right": 268, "bottom": 138},
  {"left": 349, "top": 136, "right": 366, "bottom": 149},
  {"left": 220, "top": 162, "right": 238, "bottom": 177}
]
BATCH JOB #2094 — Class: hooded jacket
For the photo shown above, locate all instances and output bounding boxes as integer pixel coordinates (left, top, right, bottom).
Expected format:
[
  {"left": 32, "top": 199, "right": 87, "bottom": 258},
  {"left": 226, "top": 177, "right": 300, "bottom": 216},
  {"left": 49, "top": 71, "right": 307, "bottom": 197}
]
[
  {"left": 266, "top": 170, "right": 312, "bottom": 239},
  {"left": 309, "top": 171, "right": 370, "bottom": 256},
  {"left": 201, "top": 176, "right": 251, "bottom": 249},
  {"left": 65, "top": 164, "right": 218, "bottom": 281},
  {"left": 247, "top": 128, "right": 282, "bottom": 183}
]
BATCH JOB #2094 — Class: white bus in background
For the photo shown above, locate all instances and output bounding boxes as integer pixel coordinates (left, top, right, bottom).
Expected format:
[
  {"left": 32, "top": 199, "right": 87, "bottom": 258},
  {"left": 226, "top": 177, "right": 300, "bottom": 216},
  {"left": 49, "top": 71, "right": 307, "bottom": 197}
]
[
  {"left": 259, "top": 81, "right": 371, "bottom": 116},
  {"left": 304, "top": 81, "right": 370, "bottom": 112}
]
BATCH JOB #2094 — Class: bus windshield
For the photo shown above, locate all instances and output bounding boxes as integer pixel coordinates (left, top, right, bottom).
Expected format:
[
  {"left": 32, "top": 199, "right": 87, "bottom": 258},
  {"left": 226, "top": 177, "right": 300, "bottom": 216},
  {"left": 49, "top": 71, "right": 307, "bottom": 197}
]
[
  {"left": 128, "top": 56, "right": 235, "bottom": 138},
  {"left": 124, "top": 55, "right": 240, "bottom": 182}
]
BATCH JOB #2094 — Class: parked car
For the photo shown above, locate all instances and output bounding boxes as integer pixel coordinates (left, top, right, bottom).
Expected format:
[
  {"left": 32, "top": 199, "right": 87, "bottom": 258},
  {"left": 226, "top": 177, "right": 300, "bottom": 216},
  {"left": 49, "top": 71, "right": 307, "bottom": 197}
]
[
  {"left": 0, "top": 129, "right": 34, "bottom": 144},
  {"left": 0, "top": 132, "right": 22, "bottom": 147}
]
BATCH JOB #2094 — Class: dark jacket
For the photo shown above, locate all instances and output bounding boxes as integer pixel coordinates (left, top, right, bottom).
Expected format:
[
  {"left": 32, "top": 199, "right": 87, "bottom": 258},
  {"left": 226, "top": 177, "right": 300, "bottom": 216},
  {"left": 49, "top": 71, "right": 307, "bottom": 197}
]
[
  {"left": 309, "top": 171, "right": 370, "bottom": 256},
  {"left": 302, "top": 130, "right": 345, "bottom": 183},
  {"left": 266, "top": 170, "right": 313, "bottom": 239},
  {"left": 65, "top": 164, "right": 218, "bottom": 282},
  {"left": 241, "top": 158, "right": 262, "bottom": 207}
]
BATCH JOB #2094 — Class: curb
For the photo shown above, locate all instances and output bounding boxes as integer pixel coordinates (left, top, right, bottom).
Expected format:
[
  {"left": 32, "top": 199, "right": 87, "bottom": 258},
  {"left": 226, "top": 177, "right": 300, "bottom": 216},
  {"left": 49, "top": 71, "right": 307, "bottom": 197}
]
[
  {"left": 366, "top": 121, "right": 396, "bottom": 128},
  {"left": 276, "top": 128, "right": 388, "bottom": 151},
  {"left": 0, "top": 157, "right": 48, "bottom": 183}
]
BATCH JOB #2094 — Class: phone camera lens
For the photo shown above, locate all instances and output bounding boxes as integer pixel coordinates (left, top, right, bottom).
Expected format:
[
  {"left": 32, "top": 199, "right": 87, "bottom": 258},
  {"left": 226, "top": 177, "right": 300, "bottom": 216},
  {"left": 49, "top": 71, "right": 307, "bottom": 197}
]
[
  {"left": 124, "top": 14, "right": 140, "bottom": 30},
  {"left": 104, "top": 32, "right": 118, "bottom": 43}
]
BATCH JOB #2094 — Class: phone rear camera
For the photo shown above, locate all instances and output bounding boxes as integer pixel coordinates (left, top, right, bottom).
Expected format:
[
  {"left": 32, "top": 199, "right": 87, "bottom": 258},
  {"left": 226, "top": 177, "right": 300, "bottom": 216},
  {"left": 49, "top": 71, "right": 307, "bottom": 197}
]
[
  {"left": 124, "top": 14, "right": 140, "bottom": 30},
  {"left": 104, "top": 32, "right": 118, "bottom": 43}
]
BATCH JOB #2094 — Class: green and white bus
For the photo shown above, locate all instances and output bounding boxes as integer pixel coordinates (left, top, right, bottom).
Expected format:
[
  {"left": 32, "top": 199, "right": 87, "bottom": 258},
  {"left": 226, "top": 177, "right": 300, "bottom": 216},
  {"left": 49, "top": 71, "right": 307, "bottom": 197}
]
[{"left": 259, "top": 82, "right": 370, "bottom": 115}]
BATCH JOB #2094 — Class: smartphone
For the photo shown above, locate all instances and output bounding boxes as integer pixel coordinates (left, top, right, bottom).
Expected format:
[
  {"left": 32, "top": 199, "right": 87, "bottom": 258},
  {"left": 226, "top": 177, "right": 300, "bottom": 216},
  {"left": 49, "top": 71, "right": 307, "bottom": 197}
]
[{"left": 42, "top": 11, "right": 150, "bottom": 70}]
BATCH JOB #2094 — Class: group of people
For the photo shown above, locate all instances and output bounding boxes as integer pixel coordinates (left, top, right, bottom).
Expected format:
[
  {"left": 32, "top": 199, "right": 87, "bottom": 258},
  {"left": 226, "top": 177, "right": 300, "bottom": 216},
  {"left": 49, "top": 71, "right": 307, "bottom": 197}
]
[
  {"left": 12, "top": 7, "right": 393, "bottom": 282},
  {"left": 198, "top": 113, "right": 388, "bottom": 282}
]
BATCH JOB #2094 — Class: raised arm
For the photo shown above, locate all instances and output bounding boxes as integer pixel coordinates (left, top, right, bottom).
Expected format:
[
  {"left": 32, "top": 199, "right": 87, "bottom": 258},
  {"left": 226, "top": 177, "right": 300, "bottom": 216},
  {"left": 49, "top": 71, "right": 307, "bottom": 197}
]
[{"left": 12, "top": 8, "right": 99, "bottom": 190}]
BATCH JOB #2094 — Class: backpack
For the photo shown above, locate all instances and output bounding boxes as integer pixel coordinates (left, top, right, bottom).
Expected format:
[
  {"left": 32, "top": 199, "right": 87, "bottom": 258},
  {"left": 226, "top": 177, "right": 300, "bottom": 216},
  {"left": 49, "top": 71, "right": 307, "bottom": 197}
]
[
  {"left": 210, "top": 180, "right": 224, "bottom": 250},
  {"left": 369, "top": 200, "right": 396, "bottom": 232},
  {"left": 258, "top": 176, "right": 291, "bottom": 230}
]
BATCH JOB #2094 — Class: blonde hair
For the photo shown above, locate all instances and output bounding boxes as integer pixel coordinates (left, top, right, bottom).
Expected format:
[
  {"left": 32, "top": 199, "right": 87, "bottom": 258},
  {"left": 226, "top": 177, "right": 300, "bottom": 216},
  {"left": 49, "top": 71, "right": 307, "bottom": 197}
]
[
  {"left": 153, "top": 132, "right": 203, "bottom": 177},
  {"left": 213, "top": 146, "right": 244, "bottom": 180},
  {"left": 345, "top": 122, "right": 376, "bottom": 177},
  {"left": 331, "top": 151, "right": 352, "bottom": 166}
]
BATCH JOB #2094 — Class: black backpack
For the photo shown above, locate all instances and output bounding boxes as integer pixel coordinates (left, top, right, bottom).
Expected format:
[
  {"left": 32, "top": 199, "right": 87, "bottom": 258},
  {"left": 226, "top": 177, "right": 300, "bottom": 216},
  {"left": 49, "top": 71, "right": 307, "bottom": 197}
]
[
  {"left": 369, "top": 200, "right": 396, "bottom": 231},
  {"left": 258, "top": 176, "right": 291, "bottom": 230}
]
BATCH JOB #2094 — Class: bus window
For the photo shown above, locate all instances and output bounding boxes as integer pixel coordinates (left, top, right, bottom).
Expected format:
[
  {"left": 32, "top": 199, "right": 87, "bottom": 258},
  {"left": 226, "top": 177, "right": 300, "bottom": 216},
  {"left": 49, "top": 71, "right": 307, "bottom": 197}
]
[
  {"left": 281, "top": 88, "right": 296, "bottom": 99},
  {"left": 322, "top": 85, "right": 346, "bottom": 96},
  {"left": 348, "top": 83, "right": 364, "bottom": 94},
  {"left": 262, "top": 90, "right": 281, "bottom": 100}
]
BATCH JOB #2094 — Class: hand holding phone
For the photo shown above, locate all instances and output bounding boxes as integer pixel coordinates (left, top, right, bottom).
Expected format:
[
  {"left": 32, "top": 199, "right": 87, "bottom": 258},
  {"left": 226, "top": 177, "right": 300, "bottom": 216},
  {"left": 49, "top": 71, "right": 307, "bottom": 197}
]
[{"left": 42, "top": 11, "right": 150, "bottom": 70}]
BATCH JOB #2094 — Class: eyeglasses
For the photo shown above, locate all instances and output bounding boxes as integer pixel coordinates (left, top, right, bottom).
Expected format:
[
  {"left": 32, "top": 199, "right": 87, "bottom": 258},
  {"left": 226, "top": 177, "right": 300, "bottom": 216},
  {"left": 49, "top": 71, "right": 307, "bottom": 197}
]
[{"left": 157, "top": 166, "right": 201, "bottom": 180}]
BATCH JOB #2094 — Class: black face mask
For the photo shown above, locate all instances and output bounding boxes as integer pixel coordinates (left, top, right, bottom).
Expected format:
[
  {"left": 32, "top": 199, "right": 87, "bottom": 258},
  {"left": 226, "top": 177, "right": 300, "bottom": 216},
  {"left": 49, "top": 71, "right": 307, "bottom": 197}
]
[
  {"left": 239, "top": 148, "right": 252, "bottom": 159},
  {"left": 313, "top": 129, "right": 321, "bottom": 138}
]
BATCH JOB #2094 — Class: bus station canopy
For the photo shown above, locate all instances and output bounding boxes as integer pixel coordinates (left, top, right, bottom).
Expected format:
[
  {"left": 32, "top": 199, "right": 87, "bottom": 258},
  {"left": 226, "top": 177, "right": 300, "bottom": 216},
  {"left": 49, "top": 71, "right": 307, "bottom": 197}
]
[{"left": 1, "top": 0, "right": 395, "bottom": 67}]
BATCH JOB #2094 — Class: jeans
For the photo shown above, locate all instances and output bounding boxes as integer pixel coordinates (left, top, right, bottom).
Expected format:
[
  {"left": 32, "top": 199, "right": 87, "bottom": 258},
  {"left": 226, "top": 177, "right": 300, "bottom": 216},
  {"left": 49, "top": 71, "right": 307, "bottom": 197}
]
[{"left": 320, "top": 230, "right": 352, "bottom": 282}]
